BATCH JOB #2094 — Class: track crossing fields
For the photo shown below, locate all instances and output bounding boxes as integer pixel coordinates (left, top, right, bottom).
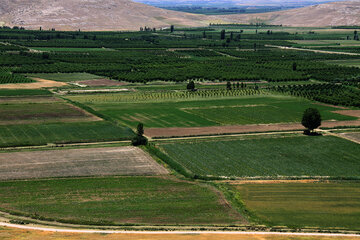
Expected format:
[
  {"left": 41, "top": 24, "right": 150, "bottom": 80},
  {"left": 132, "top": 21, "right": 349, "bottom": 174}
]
[{"left": 0, "top": 147, "right": 168, "bottom": 180}]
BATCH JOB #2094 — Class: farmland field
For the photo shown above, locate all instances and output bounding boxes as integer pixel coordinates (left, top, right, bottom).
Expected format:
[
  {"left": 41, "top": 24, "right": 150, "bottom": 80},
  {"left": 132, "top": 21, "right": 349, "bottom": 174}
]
[
  {"left": 27, "top": 73, "right": 105, "bottom": 82},
  {"left": 158, "top": 135, "right": 360, "bottom": 178},
  {"left": 0, "top": 146, "right": 168, "bottom": 180},
  {"left": 0, "top": 122, "right": 134, "bottom": 147},
  {"left": 68, "top": 94, "right": 357, "bottom": 128},
  {"left": 234, "top": 182, "right": 360, "bottom": 230},
  {"left": 0, "top": 177, "right": 245, "bottom": 225}
]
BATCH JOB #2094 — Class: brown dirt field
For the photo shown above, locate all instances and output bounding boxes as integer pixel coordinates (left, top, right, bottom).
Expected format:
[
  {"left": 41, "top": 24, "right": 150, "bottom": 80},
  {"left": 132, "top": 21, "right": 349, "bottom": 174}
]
[
  {"left": 76, "top": 79, "right": 127, "bottom": 86},
  {"left": 0, "top": 78, "right": 67, "bottom": 89},
  {"left": 340, "top": 132, "right": 360, "bottom": 143},
  {"left": 0, "top": 146, "right": 168, "bottom": 180},
  {"left": 145, "top": 121, "right": 360, "bottom": 138},
  {"left": 332, "top": 110, "right": 360, "bottom": 118},
  {"left": 0, "top": 96, "right": 62, "bottom": 103},
  {"left": 0, "top": 228, "right": 358, "bottom": 240}
]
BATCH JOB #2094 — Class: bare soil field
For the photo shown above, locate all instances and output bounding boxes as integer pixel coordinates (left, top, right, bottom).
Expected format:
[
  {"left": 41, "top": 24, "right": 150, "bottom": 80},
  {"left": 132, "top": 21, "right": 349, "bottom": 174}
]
[
  {"left": 0, "top": 78, "right": 67, "bottom": 89},
  {"left": 333, "top": 110, "right": 360, "bottom": 118},
  {"left": 76, "top": 79, "right": 127, "bottom": 87},
  {"left": 145, "top": 120, "right": 360, "bottom": 138},
  {"left": 340, "top": 132, "right": 360, "bottom": 143},
  {"left": 0, "top": 147, "right": 168, "bottom": 180},
  {"left": 0, "top": 227, "right": 359, "bottom": 240}
]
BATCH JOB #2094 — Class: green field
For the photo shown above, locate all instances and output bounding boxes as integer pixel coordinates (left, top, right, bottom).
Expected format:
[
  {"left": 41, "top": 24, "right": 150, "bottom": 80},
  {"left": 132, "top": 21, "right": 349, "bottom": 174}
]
[
  {"left": 0, "top": 122, "right": 134, "bottom": 147},
  {"left": 28, "top": 73, "right": 104, "bottom": 82},
  {"left": 30, "top": 47, "right": 114, "bottom": 52},
  {"left": 0, "top": 89, "right": 51, "bottom": 96},
  {"left": 0, "top": 177, "right": 243, "bottom": 225},
  {"left": 159, "top": 135, "right": 360, "bottom": 178},
  {"left": 235, "top": 182, "right": 360, "bottom": 230},
  {"left": 68, "top": 94, "right": 356, "bottom": 128}
]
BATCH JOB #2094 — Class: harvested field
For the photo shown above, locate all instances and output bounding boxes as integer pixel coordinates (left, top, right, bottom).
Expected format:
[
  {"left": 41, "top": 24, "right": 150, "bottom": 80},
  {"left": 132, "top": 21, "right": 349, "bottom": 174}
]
[
  {"left": 0, "top": 78, "right": 67, "bottom": 89},
  {"left": 145, "top": 120, "right": 360, "bottom": 138},
  {"left": 0, "top": 96, "right": 61, "bottom": 103},
  {"left": 0, "top": 101, "right": 101, "bottom": 125},
  {"left": 76, "top": 79, "right": 127, "bottom": 87},
  {"left": 332, "top": 110, "right": 360, "bottom": 118},
  {"left": 0, "top": 147, "right": 168, "bottom": 180},
  {"left": 340, "top": 132, "right": 360, "bottom": 143}
]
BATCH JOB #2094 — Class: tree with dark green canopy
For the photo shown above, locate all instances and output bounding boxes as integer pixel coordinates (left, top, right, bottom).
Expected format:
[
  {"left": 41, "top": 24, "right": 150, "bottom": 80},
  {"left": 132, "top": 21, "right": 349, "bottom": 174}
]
[{"left": 302, "top": 108, "right": 321, "bottom": 133}]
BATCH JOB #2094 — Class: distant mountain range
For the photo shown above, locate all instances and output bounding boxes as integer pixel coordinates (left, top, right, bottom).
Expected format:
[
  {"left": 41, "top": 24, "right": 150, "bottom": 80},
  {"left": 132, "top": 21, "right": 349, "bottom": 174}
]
[{"left": 0, "top": 0, "right": 359, "bottom": 31}]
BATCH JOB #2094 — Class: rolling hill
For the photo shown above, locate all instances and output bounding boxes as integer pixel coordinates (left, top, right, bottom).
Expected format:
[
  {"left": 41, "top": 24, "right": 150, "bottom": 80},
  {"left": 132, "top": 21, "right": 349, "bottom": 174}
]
[
  {"left": 219, "top": 1, "right": 360, "bottom": 27},
  {"left": 0, "top": 0, "right": 360, "bottom": 30}
]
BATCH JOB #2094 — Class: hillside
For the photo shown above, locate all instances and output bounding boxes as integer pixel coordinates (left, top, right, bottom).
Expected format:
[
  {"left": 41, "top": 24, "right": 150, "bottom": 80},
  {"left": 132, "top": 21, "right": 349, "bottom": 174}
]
[
  {"left": 0, "top": 0, "right": 360, "bottom": 30},
  {"left": 0, "top": 0, "right": 209, "bottom": 31},
  {"left": 220, "top": 1, "right": 360, "bottom": 27}
]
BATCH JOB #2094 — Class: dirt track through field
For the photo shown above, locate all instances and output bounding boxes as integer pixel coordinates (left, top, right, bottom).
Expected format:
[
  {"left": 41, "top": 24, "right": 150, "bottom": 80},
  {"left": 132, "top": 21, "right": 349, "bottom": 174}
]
[
  {"left": 145, "top": 120, "right": 360, "bottom": 138},
  {"left": 266, "top": 45, "right": 360, "bottom": 56},
  {"left": 1, "top": 224, "right": 360, "bottom": 239},
  {"left": 0, "top": 147, "right": 168, "bottom": 180}
]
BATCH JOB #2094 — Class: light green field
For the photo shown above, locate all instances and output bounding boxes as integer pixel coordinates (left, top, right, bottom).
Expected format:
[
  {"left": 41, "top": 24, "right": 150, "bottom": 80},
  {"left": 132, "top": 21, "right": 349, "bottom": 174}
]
[
  {"left": 28, "top": 73, "right": 103, "bottom": 82},
  {"left": 235, "top": 182, "right": 360, "bottom": 230},
  {"left": 325, "top": 59, "right": 360, "bottom": 67},
  {"left": 159, "top": 135, "right": 360, "bottom": 178},
  {"left": 292, "top": 40, "right": 360, "bottom": 47},
  {"left": 68, "top": 94, "right": 356, "bottom": 128},
  {"left": 0, "top": 177, "right": 243, "bottom": 225}
]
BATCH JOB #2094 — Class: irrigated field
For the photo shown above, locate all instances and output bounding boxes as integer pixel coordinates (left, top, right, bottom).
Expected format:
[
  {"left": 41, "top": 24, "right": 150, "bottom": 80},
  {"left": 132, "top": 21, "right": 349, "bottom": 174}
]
[
  {"left": 27, "top": 73, "right": 105, "bottom": 82},
  {"left": 234, "top": 182, "right": 360, "bottom": 230},
  {"left": 0, "top": 146, "right": 168, "bottom": 180},
  {"left": 159, "top": 135, "right": 360, "bottom": 178},
  {"left": 68, "top": 94, "right": 357, "bottom": 128},
  {"left": 0, "top": 122, "right": 134, "bottom": 147},
  {"left": 0, "top": 177, "right": 245, "bottom": 225}
]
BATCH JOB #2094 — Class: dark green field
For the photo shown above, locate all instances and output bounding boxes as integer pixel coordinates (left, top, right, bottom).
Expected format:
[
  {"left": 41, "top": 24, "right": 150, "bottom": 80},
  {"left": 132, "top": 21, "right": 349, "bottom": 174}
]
[
  {"left": 159, "top": 135, "right": 360, "bottom": 178},
  {"left": 68, "top": 94, "right": 356, "bottom": 128},
  {"left": 0, "top": 176, "right": 244, "bottom": 225},
  {"left": 0, "top": 122, "right": 134, "bottom": 147},
  {"left": 235, "top": 182, "right": 360, "bottom": 230}
]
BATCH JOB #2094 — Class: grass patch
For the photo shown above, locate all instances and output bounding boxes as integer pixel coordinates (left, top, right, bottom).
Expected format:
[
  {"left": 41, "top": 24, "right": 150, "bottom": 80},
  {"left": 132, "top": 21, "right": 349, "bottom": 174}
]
[
  {"left": 0, "top": 89, "right": 51, "bottom": 96},
  {"left": 0, "top": 176, "right": 243, "bottom": 225},
  {"left": 235, "top": 182, "right": 360, "bottom": 230},
  {"left": 158, "top": 135, "right": 360, "bottom": 178}
]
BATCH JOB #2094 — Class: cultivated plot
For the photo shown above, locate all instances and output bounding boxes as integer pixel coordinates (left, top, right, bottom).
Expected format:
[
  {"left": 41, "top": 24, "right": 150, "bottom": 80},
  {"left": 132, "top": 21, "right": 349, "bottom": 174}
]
[
  {"left": 0, "top": 147, "right": 168, "bottom": 180},
  {"left": 159, "top": 135, "right": 360, "bottom": 178},
  {"left": 0, "top": 177, "right": 243, "bottom": 225},
  {"left": 234, "top": 182, "right": 360, "bottom": 230}
]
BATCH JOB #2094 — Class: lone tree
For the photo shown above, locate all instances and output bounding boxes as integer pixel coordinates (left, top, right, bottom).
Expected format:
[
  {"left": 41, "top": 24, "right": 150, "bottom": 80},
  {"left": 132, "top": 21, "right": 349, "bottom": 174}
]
[
  {"left": 132, "top": 123, "right": 148, "bottom": 146},
  {"left": 302, "top": 108, "right": 321, "bottom": 134},
  {"left": 170, "top": 25, "right": 175, "bottom": 33},
  {"left": 220, "top": 30, "right": 226, "bottom": 40},
  {"left": 226, "top": 81, "right": 232, "bottom": 90},
  {"left": 187, "top": 80, "right": 195, "bottom": 91},
  {"left": 292, "top": 62, "right": 297, "bottom": 71}
]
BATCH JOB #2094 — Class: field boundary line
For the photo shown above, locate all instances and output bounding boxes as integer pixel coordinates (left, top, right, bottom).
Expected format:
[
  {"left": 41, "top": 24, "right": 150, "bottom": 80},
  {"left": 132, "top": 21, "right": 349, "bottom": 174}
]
[
  {"left": 321, "top": 130, "right": 360, "bottom": 144},
  {"left": 1, "top": 222, "right": 360, "bottom": 237}
]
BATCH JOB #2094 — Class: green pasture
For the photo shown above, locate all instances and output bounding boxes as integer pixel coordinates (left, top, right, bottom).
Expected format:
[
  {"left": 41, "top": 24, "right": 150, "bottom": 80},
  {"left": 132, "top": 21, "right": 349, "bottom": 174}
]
[
  {"left": 235, "top": 182, "right": 360, "bottom": 230},
  {"left": 68, "top": 94, "right": 356, "bottom": 128},
  {"left": 0, "top": 122, "right": 134, "bottom": 147},
  {"left": 27, "top": 73, "right": 104, "bottom": 82},
  {"left": 159, "top": 135, "right": 360, "bottom": 178},
  {"left": 0, "top": 177, "right": 242, "bottom": 225}
]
